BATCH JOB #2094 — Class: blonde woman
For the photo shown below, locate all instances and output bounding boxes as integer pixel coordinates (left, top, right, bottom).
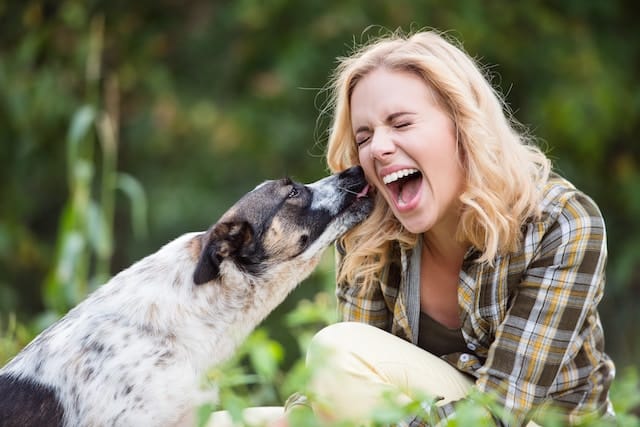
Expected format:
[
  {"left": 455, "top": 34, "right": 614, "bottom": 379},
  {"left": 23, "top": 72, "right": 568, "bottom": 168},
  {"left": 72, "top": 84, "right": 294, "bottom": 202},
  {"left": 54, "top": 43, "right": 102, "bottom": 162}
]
[
  {"left": 209, "top": 29, "right": 615, "bottom": 427},
  {"left": 291, "top": 29, "right": 615, "bottom": 427}
]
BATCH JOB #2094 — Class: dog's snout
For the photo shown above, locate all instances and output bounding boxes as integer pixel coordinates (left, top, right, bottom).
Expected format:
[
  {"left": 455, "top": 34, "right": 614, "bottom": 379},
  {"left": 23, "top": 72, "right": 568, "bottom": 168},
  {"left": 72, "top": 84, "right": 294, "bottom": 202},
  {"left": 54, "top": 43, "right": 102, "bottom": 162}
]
[
  {"left": 338, "top": 166, "right": 368, "bottom": 194},
  {"left": 338, "top": 166, "right": 365, "bottom": 181}
]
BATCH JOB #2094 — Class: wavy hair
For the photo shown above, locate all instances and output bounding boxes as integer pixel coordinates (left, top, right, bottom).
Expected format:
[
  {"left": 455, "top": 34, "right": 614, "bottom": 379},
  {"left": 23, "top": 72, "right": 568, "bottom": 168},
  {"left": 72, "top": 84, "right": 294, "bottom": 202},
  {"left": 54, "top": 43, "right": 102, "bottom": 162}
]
[{"left": 324, "top": 29, "right": 551, "bottom": 288}]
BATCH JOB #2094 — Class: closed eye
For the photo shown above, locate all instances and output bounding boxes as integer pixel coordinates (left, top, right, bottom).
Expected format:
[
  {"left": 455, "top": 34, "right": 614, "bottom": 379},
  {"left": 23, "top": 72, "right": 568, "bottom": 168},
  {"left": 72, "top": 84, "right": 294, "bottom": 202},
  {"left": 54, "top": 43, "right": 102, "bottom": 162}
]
[
  {"left": 356, "top": 136, "right": 370, "bottom": 147},
  {"left": 394, "top": 122, "right": 411, "bottom": 129},
  {"left": 355, "top": 129, "right": 372, "bottom": 147}
]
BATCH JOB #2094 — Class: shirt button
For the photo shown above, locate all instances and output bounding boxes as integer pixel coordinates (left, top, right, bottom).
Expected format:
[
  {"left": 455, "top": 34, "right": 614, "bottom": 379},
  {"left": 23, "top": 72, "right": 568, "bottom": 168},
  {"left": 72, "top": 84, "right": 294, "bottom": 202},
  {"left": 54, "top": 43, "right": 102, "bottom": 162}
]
[
  {"left": 467, "top": 342, "right": 477, "bottom": 351},
  {"left": 459, "top": 354, "right": 470, "bottom": 363}
]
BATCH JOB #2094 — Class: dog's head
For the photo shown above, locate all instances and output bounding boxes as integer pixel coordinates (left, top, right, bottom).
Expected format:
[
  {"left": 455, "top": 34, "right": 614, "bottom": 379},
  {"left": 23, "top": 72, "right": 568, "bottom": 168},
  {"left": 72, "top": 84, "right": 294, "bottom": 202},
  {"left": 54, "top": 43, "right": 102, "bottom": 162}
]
[{"left": 193, "top": 166, "right": 373, "bottom": 284}]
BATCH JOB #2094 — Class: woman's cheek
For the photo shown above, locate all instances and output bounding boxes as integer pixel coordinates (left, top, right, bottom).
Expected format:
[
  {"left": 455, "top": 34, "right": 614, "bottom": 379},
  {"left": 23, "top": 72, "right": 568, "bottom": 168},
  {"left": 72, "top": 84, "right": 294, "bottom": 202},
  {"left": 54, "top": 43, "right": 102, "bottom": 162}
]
[
  {"left": 358, "top": 148, "right": 372, "bottom": 175},
  {"left": 359, "top": 158, "right": 378, "bottom": 189}
]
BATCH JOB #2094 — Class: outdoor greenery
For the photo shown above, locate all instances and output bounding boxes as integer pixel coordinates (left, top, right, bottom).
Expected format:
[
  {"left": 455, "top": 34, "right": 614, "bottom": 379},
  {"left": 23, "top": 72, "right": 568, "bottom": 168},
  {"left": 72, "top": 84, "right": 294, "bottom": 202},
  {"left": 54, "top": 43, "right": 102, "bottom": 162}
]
[{"left": 1, "top": 0, "right": 638, "bottom": 425}]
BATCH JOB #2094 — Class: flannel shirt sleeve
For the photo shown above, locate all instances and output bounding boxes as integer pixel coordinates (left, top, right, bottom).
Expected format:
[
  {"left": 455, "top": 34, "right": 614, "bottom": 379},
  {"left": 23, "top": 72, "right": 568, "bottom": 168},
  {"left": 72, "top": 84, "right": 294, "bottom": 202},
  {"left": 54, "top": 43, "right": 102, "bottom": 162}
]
[{"left": 472, "top": 191, "right": 608, "bottom": 425}]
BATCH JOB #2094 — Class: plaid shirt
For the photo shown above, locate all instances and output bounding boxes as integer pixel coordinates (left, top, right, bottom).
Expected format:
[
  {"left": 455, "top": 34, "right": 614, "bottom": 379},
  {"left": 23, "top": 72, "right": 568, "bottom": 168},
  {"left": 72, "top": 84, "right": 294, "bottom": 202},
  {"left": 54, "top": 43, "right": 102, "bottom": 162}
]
[{"left": 336, "top": 175, "right": 615, "bottom": 426}]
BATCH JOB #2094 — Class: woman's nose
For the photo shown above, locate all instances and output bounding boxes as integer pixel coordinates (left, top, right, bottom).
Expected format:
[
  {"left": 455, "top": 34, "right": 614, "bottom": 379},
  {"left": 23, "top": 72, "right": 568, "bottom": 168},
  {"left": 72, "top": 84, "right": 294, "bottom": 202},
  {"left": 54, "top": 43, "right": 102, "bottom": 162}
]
[{"left": 370, "top": 129, "right": 396, "bottom": 160}]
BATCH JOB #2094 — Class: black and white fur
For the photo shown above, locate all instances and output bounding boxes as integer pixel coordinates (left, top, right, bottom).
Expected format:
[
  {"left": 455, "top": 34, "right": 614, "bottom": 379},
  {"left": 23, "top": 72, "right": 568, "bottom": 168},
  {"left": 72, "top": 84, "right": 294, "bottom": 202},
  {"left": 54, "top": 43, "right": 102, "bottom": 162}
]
[{"left": 0, "top": 166, "right": 372, "bottom": 427}]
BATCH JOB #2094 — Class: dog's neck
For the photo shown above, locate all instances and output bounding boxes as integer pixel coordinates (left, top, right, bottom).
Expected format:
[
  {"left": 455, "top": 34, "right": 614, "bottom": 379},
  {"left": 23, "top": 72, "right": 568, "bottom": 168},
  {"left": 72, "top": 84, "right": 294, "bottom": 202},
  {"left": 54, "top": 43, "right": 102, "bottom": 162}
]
[{"left": 87, "top": 233, "right": 320, "bottom": 374}]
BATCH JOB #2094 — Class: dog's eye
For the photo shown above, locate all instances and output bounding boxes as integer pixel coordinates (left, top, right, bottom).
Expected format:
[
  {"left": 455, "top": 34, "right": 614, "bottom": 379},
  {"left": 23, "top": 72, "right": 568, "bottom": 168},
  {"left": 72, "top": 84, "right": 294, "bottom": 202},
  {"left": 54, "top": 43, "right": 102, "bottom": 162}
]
[{"left": 287, "top": 187, "right": 300, "bottom": 198}]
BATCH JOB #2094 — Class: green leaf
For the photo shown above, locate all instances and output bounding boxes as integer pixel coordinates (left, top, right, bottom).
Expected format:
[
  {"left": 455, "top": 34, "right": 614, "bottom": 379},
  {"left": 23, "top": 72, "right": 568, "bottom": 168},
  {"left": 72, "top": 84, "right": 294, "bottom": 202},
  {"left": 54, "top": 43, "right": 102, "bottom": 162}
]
[
  {"left": 196, "top": 402, "right": 217, "bottom": 427},
  {"left": 86, "top": 199, "right": 111, "bottom": 259},
  {"left": 247, "top": 331, "right": 284, "bottom": 380},
  {"left": 66, "top": 105, "right": 96, "bottom": 174},
  {"left": 116, "top": 172, "right": 148, "bottom": 238},
  {"left": 610, "top": 367, "right": 640, "bottom": 415}
]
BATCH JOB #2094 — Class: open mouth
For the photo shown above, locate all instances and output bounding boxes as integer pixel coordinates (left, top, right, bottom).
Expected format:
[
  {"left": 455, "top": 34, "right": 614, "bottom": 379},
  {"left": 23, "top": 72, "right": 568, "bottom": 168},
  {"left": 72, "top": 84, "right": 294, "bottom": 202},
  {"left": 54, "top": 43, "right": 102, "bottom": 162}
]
[{"left": 382, "top": 168, "right": 423, "bottom": 207}]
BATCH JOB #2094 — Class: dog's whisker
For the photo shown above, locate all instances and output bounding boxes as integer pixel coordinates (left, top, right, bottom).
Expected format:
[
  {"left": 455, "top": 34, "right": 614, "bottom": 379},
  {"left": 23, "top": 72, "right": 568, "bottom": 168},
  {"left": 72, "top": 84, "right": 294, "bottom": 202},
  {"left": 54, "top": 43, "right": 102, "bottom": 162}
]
[
  {"left": 337, "top": 185, "right": 360, "bottom": 195},
  {"left": 338, "top": 183, "right": 371, "bottom": 199}
]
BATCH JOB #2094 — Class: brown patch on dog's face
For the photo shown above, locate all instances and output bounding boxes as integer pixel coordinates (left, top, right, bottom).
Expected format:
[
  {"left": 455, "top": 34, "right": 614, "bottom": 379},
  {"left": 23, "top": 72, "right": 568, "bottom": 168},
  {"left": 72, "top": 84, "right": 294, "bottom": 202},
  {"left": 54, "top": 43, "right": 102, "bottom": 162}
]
[
  {"left": 262, "top": 216, "right": 310, "bottom": 262},
  {"left": 193, "top": 167, "right": 373, "bottom": 285},
  {"left": 188, "top": 235, "right": 203, "bottom": 261}
]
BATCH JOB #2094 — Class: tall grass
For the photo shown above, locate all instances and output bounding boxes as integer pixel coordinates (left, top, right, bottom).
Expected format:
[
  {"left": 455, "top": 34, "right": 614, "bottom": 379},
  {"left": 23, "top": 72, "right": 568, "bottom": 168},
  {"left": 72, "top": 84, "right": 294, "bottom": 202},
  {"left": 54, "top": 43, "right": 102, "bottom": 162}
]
[
  {"left": 40, "top": 16, "right": 147, "bottom": 322},
  {"left": 0, "top": 15, "right": 146, "bottom": 364}
]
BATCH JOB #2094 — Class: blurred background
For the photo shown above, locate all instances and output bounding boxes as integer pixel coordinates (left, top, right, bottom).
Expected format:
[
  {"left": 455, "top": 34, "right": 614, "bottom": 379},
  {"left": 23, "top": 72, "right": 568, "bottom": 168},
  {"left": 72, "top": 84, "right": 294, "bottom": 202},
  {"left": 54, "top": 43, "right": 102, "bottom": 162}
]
[{"left": 0, "top": 0, "right": 638, "bottom": 382}]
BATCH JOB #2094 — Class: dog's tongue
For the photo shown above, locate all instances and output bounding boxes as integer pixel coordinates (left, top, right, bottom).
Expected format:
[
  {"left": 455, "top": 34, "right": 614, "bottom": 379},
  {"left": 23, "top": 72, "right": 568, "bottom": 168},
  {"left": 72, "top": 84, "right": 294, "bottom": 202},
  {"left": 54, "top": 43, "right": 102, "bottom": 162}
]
[{"left": 356, "top": 184, "right": 370, "bottom": 198}]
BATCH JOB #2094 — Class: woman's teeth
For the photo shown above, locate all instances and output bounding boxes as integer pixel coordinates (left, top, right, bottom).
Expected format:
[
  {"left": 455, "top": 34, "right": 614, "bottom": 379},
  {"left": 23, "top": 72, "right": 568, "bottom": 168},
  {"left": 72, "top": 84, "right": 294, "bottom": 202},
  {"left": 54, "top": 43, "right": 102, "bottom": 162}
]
[{"left": 382, "top": 168, "right": 419, "bottom": 185}]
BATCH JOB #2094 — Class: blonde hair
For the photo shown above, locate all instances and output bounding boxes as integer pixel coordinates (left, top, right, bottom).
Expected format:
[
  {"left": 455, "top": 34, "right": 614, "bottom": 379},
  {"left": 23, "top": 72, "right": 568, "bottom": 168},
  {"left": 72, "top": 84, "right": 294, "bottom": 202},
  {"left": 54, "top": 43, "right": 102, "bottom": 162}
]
[{"left": 325, "top": 29, "right": 551, "bottom": 288}]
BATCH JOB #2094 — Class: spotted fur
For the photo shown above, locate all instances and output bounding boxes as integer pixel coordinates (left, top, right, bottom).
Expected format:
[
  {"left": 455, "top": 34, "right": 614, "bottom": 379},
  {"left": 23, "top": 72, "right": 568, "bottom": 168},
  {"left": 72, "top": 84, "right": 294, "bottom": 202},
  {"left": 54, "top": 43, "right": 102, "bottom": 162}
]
[{"left": 0, "top": 167, "right": 372, "bottom": 427}]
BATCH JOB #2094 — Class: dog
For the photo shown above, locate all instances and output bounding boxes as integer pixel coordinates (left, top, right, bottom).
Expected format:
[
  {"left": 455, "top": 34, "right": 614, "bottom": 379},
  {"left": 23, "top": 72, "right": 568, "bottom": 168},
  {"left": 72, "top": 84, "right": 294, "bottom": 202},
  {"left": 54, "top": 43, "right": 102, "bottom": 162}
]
[{"left": 0, "top": 166, "right": 372, "bottom": 427}]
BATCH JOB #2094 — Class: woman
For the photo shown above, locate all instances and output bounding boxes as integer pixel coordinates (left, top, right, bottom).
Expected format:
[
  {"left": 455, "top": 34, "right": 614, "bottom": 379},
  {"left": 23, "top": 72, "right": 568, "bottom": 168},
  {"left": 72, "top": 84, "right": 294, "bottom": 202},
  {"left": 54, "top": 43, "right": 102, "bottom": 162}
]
[{"left": 210, "top": 29, "right": 615, "bottom": 427}]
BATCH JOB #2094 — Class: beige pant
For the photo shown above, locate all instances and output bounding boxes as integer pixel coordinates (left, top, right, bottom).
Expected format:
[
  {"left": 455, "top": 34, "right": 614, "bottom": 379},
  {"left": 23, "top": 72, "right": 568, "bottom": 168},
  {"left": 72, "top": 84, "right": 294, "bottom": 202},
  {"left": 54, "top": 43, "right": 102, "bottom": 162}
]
[
  {"left": 306, "top": 321, "right": 473, "bottom": 424},
  {"left": 208, "top": 322, "right": 537, "bottom": 426}
]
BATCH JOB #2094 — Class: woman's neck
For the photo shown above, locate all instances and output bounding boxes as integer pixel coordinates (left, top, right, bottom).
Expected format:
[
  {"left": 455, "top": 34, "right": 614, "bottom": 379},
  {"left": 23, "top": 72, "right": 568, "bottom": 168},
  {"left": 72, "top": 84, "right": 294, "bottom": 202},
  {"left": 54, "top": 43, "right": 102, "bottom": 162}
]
[{"left": 422, "top": 223, "right": 468, "bottom": 270}]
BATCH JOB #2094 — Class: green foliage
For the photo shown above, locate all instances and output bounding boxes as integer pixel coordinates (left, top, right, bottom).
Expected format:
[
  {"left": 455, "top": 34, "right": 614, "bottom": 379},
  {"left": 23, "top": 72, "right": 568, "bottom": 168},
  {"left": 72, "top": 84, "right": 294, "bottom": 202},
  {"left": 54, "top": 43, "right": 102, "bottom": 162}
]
[
  {"left": 0, "top": 314, "right": 32, "bottom": 365},
  {"left": 205, "top": 298, "right": 640, "bottom": 426},
  {"left": 1, "top": 0, "right": 638, "bottom": 366},
  {"left": 1, "top": 0, "right": 638, "bottom": 367},
  {"left": 6, "top": 12, "right": 149, "bottom": 332},
  {"left": 610, "top": 367, "right": 640, "bottom": 427},
  {"left": 0, "top": 1, "right": 638, "bottom": 425}
]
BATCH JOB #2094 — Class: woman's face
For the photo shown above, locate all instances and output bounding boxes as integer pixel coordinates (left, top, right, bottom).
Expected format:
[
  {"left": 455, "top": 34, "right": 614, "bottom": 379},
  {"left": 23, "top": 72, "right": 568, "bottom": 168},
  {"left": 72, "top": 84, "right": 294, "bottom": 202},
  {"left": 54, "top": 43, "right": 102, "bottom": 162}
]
[{"left": 350, "top": 67, "right": 465, "bottom": 234}]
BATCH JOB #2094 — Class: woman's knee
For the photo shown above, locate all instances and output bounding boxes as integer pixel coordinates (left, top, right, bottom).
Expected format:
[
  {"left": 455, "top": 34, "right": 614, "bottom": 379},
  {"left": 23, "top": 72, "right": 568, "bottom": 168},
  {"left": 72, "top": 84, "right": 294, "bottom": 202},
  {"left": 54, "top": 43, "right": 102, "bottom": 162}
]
[
  {"left": 308, "top": 322, "right": 382, "bottom": 353},
  {"left": 307, "top": 322, "right": 353, "bottom": 370},
  {"left": 306, "top": 322, "right": 378, "bottom": 367}
]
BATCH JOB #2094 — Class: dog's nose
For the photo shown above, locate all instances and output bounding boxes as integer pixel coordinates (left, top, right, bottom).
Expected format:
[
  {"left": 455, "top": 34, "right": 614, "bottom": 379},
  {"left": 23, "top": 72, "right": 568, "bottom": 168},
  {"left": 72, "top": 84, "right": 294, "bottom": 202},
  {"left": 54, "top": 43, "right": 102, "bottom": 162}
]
[
  {"left": 337, "top": 166, "right": 369, "bottom": 195},
  {"left": 338, "top": 166, "right": 365, "bottom": 181}
]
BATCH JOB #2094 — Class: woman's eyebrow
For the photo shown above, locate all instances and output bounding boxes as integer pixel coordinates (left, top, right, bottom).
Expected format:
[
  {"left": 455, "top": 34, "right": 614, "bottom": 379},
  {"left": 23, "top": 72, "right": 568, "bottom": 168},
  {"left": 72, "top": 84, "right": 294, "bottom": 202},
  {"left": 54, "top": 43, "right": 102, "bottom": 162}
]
[
  {"left": 386, "top": 111, "right": 415, "bottom": 121},
  {"left": 354, "top": 112, "right": 416, "bottom": 133}
]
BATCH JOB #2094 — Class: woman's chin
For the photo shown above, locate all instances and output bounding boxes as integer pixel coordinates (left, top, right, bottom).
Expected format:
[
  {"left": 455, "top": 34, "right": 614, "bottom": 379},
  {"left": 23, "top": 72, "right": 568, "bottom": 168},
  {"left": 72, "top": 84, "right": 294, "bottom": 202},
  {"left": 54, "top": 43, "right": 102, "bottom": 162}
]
[{"left": 393, "top": 205, "right": 434, "bottom": 235}]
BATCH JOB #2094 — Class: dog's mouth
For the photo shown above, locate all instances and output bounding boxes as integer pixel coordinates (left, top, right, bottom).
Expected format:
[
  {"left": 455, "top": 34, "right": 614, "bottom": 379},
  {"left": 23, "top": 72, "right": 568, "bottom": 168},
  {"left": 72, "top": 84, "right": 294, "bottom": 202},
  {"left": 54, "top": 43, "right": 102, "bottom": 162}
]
[
  {"left": 340, "top": 182, "right": 371, "bottom": 200},
  {"left": 340, "top": 180, "right": 374, "bottom": 220},
  {"left": 337, "top": 166, "right": 372, "bottom": 201},
  {"left": 356, "top": 183, "right": 371, "bottom": 199}
]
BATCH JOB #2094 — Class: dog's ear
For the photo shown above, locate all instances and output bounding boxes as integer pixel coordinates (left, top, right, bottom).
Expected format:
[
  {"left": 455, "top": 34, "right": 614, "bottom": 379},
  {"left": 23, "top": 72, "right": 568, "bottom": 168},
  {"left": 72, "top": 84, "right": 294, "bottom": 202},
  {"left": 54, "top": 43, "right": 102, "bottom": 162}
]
[
  {"left": 193, "top": 221, "right": 255, "bottom": 285},
  {"left": 193, "top": 238, "right": 222, "bottom": 285}
]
